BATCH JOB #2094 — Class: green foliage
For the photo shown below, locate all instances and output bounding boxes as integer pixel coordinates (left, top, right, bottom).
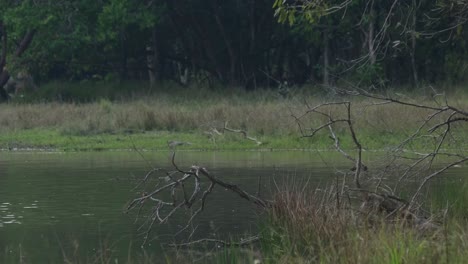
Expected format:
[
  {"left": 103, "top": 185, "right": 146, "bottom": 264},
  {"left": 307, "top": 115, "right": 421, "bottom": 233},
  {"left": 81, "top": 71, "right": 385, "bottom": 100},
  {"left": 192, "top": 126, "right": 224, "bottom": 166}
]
[
  {"left": 1, "top": 0, "right": 468, "bottom": 94},
  {"left": 273, "top": 0, "right": 328, "bottom": 25},
  {"left": 352, "top": 63, "right": 386, "bottom": 87},
  {"left": 97, "top": 0, "right": 163, "bottom": 41}
]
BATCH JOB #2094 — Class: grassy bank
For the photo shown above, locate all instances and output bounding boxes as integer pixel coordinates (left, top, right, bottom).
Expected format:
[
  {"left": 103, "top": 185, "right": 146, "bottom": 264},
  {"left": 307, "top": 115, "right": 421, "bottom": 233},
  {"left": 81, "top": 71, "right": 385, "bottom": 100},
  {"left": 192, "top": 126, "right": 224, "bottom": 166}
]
[
  {"left": 143, "top": 184, "right": 468, "bottom": 264},
  {"left": 170, "top": 185, "right": 468, "bottom": 264},
  {"left": 254, "top": 193, "right": 468, "bottom": 264},
  {"left": 0, "top": 129, "right": 437, "bottom": 151},
  {"left": 0, "top": 86, "right": 467, "bottom": 151}
]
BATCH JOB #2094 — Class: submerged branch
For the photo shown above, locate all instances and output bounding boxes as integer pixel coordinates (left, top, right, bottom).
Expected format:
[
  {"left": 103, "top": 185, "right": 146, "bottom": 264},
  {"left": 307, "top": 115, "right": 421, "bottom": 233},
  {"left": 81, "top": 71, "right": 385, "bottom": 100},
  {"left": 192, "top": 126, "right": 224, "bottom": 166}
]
[{"left": 168, "top": 235, "right": 260, "bottom": 248}]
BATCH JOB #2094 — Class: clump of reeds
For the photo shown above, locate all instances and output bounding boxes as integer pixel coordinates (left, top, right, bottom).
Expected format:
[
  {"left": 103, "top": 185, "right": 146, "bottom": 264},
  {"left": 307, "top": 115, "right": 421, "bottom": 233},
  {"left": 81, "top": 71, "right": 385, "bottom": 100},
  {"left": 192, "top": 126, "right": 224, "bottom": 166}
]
[
  {"left": 262, "top": 184, "right": 352, "bottom": 263},
  {"left": 259, "top": 183, "right": 468, "bottom": 264}
]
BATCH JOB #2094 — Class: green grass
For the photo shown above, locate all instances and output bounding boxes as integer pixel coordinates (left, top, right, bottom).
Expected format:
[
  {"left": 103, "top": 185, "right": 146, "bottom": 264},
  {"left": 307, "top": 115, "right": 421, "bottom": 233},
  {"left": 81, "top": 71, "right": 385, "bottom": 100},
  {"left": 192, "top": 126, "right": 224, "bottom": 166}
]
[{"left": 0, "top": 128, "right": 458, "bottom": 151}]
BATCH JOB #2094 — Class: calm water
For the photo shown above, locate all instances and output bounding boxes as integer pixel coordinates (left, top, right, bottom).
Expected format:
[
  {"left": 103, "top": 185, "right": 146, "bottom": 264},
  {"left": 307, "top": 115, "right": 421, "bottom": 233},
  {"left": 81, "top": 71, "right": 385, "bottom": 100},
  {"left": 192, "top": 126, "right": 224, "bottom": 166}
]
[
  {"left": 0, "top": 151, "right": 466, "bottom": 263},
  {"left": 0, "top": 151, "right": 338, "bottom": 263}
]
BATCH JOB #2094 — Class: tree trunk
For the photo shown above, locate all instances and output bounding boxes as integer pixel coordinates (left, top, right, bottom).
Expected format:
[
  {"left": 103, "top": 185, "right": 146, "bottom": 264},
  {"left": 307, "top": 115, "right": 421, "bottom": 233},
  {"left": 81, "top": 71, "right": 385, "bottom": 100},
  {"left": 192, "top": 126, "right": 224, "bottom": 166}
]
[
  {"left": 189, "top": 16, "right": 224, "bottom": 82},
  {"left": 0, "top": 22, "right": 8, "bottom": 100},
  {"left": 213, "top": 6, "right": 237, "bottom": 85},
  {"left": 410, "top": 0, "right": 419, "bottom": 87},
  {"left": 0, "top": 71, "right": 10, "bottom": 100},
  {"left": 0, "top": 26, "right": 36, "bottom": 101},
  {"left": 119, "top": 29, "right": 128, "bottom": 80},
  {"left": 323, "top": 29, "right": 330, "bottom": 86},
  {"left": 368, "top": 3, "right": 376, "bottom": 65},
  {"left": 14, "top": 30, "right": 36, "bottom": 57},
  {"left": 0, "top": 22, "right": 6, "bottom": 70},
  {"left": 248, "top": 0, "right": 256, "bottom": 55},
  {"left": 147, "top": 28, "right": 160, "bottom": 88}
]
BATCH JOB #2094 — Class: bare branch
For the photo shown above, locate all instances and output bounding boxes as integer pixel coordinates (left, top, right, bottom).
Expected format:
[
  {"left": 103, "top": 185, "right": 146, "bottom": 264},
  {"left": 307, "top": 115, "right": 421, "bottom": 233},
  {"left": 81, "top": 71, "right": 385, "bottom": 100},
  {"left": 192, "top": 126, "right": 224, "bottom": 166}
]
[
  {"left": 410, "top": 157, "right": 468, "bottom": 206},
  {"left": 293, "top": 101, "right": 364, "bottom": 188},
  {"left": 223, "top": 121, "right": 262, "bottom": 145},
  {"left": 168, "top": 235, "right": 260, "bottom": 248},
  {"left": 127, "top": 150, "right": 268, "bottom": 247}
]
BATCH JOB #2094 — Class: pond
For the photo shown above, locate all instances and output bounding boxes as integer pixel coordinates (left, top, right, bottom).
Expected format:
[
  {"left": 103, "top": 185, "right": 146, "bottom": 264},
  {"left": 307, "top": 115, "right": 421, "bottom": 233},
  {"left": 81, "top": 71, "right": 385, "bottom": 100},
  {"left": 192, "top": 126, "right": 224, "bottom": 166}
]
[{"left": 0, "top": 151, "right": 466, "bottom": 263}]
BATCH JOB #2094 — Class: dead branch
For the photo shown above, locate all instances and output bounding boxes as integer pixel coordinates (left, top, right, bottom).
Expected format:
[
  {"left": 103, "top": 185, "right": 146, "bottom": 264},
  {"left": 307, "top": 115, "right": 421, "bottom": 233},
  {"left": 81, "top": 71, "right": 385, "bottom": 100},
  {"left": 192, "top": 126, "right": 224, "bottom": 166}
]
[
  {"left": 293, "top": 101, "right": 365, "bottom": 188},
  {"left": 223, "top": 121, "right": 262, "bottom": 145},
  {"left": 205, "top": 121, "right": 262, "bottom": 145},
  {"left": 167, "top": 140, "right": 193, "bottom": 150},
  {"left": 194, "top": 165, "right": 268, "bottom": 208},
  {"left": 410, "top": 157, "right": 468, "bottom": 206},
  {"left": 126, "top": 150, "right": 269, "bottom": 246},
  {"left": 328, "top": 125, "right": 355, "bottom": 163},
  {"left": 294, "top": 86, "right": 467, "bottom": 214},
  {"left": 342, "top": 88, "right": 466, "bottom": 204},
  {"left": 168, "top": 235, "right": 260, "bottom": 248},
  {"left": 204, "top": 128, "right": 223, "bottom": 143}
]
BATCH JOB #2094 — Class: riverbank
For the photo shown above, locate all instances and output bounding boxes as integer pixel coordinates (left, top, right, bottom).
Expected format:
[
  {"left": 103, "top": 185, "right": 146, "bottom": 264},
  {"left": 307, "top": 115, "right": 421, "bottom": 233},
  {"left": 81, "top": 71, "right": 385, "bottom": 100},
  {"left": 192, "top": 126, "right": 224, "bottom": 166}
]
[
  {"left": 0, "top": 128, "right": 444, "bottom": 152},
  {"left": 0, "top": 89, "right": 467, "bottom": 151},
  {"left": 253, "top": 187, "right": 468, "bottom": 264}
]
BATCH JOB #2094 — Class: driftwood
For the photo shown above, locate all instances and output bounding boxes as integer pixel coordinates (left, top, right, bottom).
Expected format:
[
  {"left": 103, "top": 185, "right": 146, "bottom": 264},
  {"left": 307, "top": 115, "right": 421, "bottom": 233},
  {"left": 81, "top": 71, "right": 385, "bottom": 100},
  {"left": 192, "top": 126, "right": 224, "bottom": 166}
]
[
  {"left": 205, "top": 121, "right": 262, "bottom": 145},
  {"left": 168, "top": 235, "right": 260, "bottom": 248}
]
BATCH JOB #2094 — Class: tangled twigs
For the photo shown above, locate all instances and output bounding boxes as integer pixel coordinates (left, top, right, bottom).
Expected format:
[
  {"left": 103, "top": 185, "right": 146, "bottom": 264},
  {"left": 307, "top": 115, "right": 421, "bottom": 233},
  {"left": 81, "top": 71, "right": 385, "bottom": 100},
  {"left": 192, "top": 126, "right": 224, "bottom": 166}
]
[
  {"left": 293, "top": 101, "right": 365, "bottom": 189},
  {"left": 126, "top": 150, "right": 269, "bottom": 246},
  {"left": 297, "top": 87, "right": 467, "bottom": 208},
  {"left": 351, "top": 89, "right": 467, "bottom": 205}
]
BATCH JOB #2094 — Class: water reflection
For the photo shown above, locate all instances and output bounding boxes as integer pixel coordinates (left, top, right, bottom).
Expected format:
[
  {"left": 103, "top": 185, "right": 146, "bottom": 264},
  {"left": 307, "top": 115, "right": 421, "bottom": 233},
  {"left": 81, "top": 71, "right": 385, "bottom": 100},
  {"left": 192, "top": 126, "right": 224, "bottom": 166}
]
[
  {"left": 0, "top": 151, "right": 465, "bottom": 263},
  {"left": 1, "top": 204, "right": 39, "bottom": 226},
  {"left": 0, "top": 202, "right": 23, "bottom": 226}
]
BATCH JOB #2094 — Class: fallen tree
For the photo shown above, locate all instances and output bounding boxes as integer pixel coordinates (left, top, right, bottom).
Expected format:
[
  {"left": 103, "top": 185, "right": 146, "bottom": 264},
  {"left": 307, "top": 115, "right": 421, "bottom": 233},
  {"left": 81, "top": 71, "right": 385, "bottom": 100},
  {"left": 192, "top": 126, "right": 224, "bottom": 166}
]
[
  {"left": 126, "top": 150, "right": 269, "bottom": 247},
  {"left": 204, "top": 121, "right": 262, "bottom": 146}
]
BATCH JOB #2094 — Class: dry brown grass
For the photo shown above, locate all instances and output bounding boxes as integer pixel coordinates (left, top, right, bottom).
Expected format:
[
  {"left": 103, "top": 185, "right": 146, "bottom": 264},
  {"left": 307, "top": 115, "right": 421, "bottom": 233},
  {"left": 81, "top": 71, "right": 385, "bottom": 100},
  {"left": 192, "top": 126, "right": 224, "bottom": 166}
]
[
  {"left": 261, "top": 181, "right": 468, "bottom": 264},
  {"left": 0, "top": 97, "right": 300, "bottom": 136},
  {"left": 1, "top": 94, "right": 466, "bottom": 139}
]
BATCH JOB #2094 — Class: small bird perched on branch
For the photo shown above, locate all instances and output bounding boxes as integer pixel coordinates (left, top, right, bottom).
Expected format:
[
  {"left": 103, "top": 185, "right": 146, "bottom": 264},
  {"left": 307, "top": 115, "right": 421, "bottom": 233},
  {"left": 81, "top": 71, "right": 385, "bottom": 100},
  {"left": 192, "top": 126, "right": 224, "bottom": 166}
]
[{"left": 167, "top": 140, "right": 192, "bottom": 149}]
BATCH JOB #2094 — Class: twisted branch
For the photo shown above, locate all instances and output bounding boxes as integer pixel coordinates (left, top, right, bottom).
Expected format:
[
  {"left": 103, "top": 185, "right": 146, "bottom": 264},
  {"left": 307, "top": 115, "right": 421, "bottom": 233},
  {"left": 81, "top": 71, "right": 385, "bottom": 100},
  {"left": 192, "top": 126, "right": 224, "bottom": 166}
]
[{"left": 126, "top": 150, "right": 269, "bottom": 246}]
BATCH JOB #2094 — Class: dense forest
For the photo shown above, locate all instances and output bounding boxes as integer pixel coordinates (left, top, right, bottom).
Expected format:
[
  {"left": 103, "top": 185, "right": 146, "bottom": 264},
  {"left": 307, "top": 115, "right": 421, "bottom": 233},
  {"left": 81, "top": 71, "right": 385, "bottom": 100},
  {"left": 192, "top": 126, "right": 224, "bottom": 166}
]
[{"left": 0, "top": 0, "right": 468, "bottom": 100}]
